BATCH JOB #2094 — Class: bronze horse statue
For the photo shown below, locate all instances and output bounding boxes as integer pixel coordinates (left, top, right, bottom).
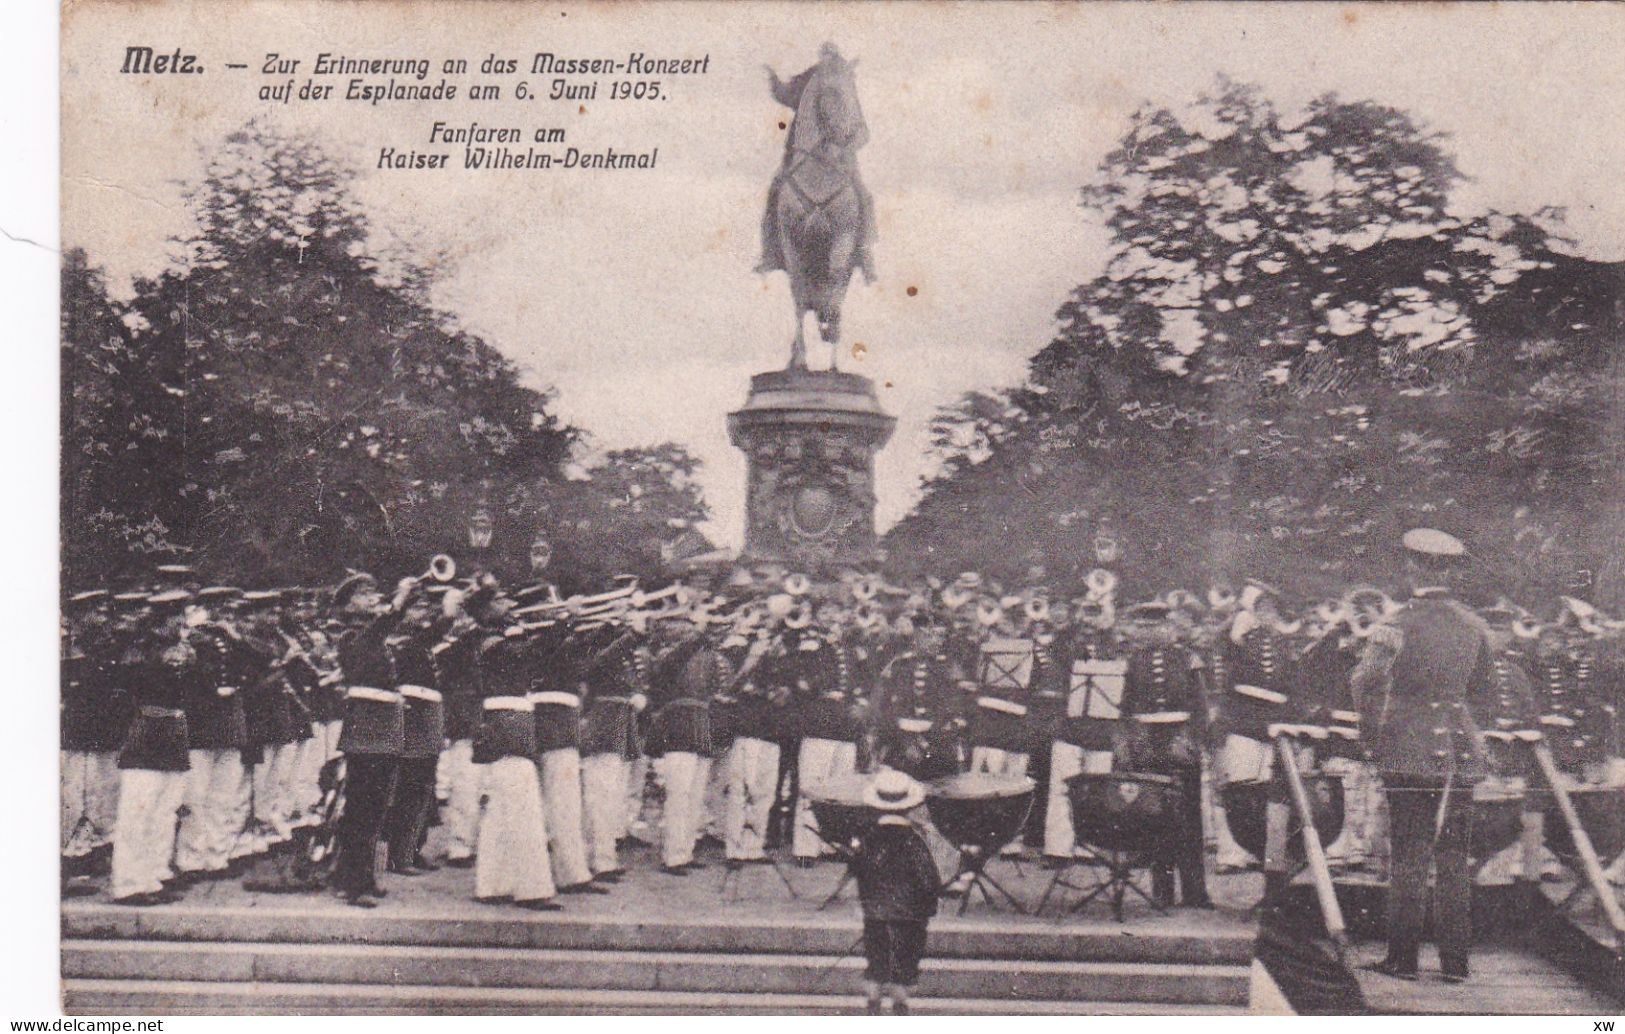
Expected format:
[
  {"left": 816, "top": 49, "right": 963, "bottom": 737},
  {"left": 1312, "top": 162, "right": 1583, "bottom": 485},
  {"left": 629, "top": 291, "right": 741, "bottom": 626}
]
[{"left": 759, "top": 45, "right": 877, "bottom": 371}]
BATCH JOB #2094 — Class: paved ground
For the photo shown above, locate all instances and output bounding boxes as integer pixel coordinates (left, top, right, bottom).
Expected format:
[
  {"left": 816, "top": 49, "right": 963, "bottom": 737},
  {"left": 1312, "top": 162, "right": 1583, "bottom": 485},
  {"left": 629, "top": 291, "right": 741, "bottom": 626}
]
[{"left": 65, "top": 822, "right": 1265, "bottom": 936}]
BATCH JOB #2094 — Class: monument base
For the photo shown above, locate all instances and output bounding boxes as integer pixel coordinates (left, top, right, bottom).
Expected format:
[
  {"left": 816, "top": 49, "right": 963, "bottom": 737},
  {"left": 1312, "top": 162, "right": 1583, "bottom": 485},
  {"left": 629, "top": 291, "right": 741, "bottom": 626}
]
[{"left": 727, "top": 368, "right": 896, "bottom": 570}]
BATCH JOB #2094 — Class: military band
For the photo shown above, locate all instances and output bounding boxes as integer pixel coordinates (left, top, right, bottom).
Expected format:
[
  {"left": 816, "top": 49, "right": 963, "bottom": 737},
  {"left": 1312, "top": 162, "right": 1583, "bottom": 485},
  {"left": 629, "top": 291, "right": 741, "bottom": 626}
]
[{"left": 60, "top": 529, "right": 1625, "bottom": 984}]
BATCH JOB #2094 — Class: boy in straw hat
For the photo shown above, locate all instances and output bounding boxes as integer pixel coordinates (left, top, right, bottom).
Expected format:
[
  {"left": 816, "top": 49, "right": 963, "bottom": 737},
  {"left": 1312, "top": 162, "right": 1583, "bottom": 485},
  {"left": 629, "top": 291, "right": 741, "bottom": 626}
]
[{"left": 852, "top": 769, "right": 941, "bottom": 1015}]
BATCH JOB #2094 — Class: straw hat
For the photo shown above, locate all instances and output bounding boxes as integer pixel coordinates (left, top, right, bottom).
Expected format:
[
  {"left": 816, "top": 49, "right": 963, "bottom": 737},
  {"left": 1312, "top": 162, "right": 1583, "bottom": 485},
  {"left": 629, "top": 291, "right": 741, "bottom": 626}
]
[{"left": 861, "top": 769, "right": 925, "bottom": 812}]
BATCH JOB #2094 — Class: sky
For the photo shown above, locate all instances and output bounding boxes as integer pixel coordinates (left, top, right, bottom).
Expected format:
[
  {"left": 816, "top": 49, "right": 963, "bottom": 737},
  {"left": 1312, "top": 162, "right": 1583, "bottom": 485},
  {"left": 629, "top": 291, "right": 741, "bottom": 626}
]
[{"left": 61, "top": 1, "right": 1625, "bottom": 549}]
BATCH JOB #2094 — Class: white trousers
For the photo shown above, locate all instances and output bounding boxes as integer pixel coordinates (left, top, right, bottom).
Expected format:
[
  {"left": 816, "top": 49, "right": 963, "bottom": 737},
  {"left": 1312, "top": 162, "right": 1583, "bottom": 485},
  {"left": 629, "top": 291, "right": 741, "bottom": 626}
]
[
  {"left": 581, "top": 752, "right": 630, "bottom": 874},
  {"left": 626, "top": 755, "right": 651, "bottom": 840},
  {"left": 794, "top": 737, "right": 858, "bottom": 858},
  {"left": 251, "top": 742, "right": 299, "bottom": 850},
  {"left": 441, "top": 739, "right": 481, "bottom": 861},
  {"left": 1043, "top": 741, "right": 1113, "bottom": 858},
  {"left": 62, "top": 750, "right": 121, "bottom": 857},
  {"left": 654, "top": 751, "right": 711, "bottom": 867},
  {"left": 726, "top": 737, "right": 781, "bottom": 860},
  {"left": 540, "top": 748, "right": 593, "bottom": 888},
  {"left": 175, "top": 748, "right": 244, "bottom": 873},
  {"left": 702, "top": 742, "right": 732, "bottom": 839},
  {"left": 288, "top": 734, "right": 326, "bottom": 827},
  {"left": 475, "top": 756, "right": 556, "bottom": 902},
  {"left": 110, "top": 768, "right": 186, "bottom": 899}
]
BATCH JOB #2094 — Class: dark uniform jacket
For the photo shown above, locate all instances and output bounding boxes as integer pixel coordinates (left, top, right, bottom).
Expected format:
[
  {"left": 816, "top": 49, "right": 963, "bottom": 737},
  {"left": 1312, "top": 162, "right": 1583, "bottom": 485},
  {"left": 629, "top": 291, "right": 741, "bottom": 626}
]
[
  {"left": 473, "top": 632, "right": 538, "bottom": 764},
  {"left": 580, "top": 627, "right": 646, "bottom": 760},
  {"left": 1297, "top": 631, "right": 1363, "bottom": 759},
  {"left": 1359, "top": 593, "right": 1494, "bottom": 780},
  {"left": 1219, "top": 621, "right": 1300, "bottom": 742},
  {"left": 236, "top": 631, "right": 293, "bottom": 764},
  {"left": 875, "top": 649, "right": 965, "bottom": 781},
  {"left": 1119, "top": 643, "right": 1206, "bottom": 770},
  {"left": 521, "top": 625, "right": 580, "bottom": 755},
  {"left": 434, "top": 629, "right": 484, "bottom": 742},
  {"left": 336, "top": 611, "right": 406, "bottom": 757},
  {"left": 1534, "top": 643, "right": 1608, "bottom": 772},
  {"left": 782, "top": 630, "right": 856, "bottom": 743},
  {"left": 184, "top": 628, "right": 251, "bottom": 752},
  {"left": 646, "top": 636, "right": 724, "bottom": 758},
  {"left": 1478, "top": 645, "right": 1540, "bottom": 778},
  {"left": 852, "top": 820, "right": 941, "bottom": 922},
  {"left": 391, "top": 627, "right": 446, "bottom": 760},
  {"left": 62, "top": 633, "right": 133, "bottom": 753},
  {"left": 118, "top": 639, "right": 194, "bottom": 772}
]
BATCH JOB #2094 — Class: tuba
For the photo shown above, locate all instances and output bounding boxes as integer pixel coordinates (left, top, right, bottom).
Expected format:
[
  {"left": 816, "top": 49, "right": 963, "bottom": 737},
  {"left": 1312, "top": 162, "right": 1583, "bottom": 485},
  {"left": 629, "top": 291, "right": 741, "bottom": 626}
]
[{"left": 1023, "top": 593, "right": 1051, "bottom": 624}]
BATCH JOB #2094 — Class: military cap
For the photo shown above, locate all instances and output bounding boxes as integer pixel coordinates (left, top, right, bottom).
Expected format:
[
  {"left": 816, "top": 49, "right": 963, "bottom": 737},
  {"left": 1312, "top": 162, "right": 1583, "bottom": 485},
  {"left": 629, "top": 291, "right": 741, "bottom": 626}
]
[
  {"left": 1123, "top": 600, "right": 1171, "bottom": 620},
  {"left": 239, "top": 589, "right": 283, "bottom": 610},
  {"left": 331, "top": 573, "right": 380, "bottom": 610},
  {"left": 67, "top": 589, "right": 109, "bottom": 607},
  {"left": 147, "top": 588, "right": 193, "bottom": 608}
]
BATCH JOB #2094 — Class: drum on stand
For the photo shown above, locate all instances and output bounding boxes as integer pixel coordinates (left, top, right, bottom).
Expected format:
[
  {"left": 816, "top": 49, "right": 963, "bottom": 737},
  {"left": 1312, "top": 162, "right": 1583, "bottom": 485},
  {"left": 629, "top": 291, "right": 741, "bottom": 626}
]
[
  {"left": 1220, "top": 773, "right": 1346, "bottom": 867},
  {"left": 925, "top": 772, "right": 1036, "bottom": 915},
  {"left": 803, "top": 774, "right": 880, "bottom": 911},
  {"left": 1051, "top": 771, "right": 1185, "bottom": 921}
]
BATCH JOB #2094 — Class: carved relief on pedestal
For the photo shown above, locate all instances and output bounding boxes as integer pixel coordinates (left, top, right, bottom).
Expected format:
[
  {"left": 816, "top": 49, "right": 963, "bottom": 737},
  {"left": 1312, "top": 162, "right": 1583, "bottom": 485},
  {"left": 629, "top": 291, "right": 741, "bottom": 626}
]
[{"left": 729, "top": 369, "right": 895, "bottom": 568}]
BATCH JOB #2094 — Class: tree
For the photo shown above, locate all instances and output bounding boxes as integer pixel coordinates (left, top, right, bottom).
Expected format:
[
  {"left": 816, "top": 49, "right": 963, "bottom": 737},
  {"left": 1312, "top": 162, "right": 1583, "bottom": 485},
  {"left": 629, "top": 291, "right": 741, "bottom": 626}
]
[{"left": 886, "top": 79, "right": 1625, "bottom": 608}]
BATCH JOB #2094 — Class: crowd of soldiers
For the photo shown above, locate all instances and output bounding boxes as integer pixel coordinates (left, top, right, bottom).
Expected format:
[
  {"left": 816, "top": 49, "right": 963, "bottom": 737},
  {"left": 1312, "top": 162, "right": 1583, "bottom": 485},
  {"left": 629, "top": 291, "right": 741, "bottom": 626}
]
[{"left": 61, "top": 541, "right": 1624, "bottom": 921}]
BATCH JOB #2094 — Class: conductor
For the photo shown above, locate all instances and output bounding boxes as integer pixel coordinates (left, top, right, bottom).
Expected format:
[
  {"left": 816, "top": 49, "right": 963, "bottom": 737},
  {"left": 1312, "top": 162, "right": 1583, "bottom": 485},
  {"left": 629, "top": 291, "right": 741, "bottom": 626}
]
[{"left": 1352, "top": 528, "right": 1495, "bottom": 983}]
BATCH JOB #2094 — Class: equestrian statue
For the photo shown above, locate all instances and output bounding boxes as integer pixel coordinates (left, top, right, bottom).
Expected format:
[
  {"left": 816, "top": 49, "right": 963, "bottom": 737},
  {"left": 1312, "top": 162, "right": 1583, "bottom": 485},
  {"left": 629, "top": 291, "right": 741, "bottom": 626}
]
[{"left": 758, "top": 44, "right": 878, "bottom": 371}]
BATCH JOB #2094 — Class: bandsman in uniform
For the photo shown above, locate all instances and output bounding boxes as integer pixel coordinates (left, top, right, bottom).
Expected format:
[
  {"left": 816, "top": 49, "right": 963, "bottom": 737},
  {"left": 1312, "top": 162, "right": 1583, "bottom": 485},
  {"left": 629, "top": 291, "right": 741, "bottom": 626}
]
[
  {"left": 1214, "top": 580, "right": 1315, "bottom": 900},
  {"left": 874, "top": 610, "right": 968, "bottom": 784},
  {"left": 1472, "top": 599, "right": 1548, "bottom": 884},
  {"left": 1043, "top": 573, "right": 1122, "bottom": 865},
  {"left": 473, "top": 590, "right": 561, "bottom": 910},
  {"left": 719, "top": 608, "right": 786, "bottom": 866},
  {"left": 1353, "top": 528, "right": 1495, "bottom": 984},
  {"left": 433, "top": 588, "right": 484, "bottom": 868},
  {"left": 521, "top": 587, "right": 602, "bottom": 896},
  {"left": 579, "top": 614, "right": 650, "bottom": 881},
  {"left": 174, "top": 587, "right": 252, "bottom": 881},
  {"left": 382, "top": 581, "right": 446, "bottom": 876},
  {"left": 329, "top": 573, "right": 408, "bottom": 908},
  {"left": 784, "top": 587, "right": 859, "bottom": 863},
  {"left": 109, "top": 588, "right": 196, "bottom": 905},
  {"left": 646, "top": 604, "right": 726, "bottom": 874},
  {"left": 1116, "top": 600, "right": 1213, "bottom": 909},
  {"left": 61, "top": 590, "right": 128, "bottom": 888}
]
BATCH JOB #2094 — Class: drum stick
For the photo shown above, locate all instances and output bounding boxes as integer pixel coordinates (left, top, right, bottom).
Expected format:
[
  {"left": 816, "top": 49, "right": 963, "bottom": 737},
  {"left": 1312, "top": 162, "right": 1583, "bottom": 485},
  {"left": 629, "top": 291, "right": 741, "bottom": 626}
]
[
  {"left": 1530, "top": 743, "right": 1625, "bottom": 943},
  {"left": 1275, "top": 736, "right": 1347, "bottom": 948}
]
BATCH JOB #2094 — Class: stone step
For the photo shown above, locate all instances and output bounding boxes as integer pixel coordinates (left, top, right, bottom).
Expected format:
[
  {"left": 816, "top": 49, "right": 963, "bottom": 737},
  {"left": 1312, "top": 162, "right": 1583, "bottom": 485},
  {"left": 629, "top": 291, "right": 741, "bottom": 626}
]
[
  {"left": 63, "top": 939, "right": 1251, "bottom": 1006},
  {"left": 63, "top": 904, "right": 1253, "bottom": 965},
  {"left": 63, "top": 978, "right": 1253, "bottom": 1016}
]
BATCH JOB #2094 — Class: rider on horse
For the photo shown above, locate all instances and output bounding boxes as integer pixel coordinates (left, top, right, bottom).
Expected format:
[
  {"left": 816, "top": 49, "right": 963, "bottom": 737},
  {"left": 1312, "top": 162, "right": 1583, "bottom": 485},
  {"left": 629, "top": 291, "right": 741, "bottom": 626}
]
[{"left": 758, "top": 44, "right": 878, "bottom": 286}]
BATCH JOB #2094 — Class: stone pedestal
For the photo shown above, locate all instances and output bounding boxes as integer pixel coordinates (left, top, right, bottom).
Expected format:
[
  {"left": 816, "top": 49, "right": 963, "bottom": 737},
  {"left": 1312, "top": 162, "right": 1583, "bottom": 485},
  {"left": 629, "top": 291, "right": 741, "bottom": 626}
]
[{"left": 727, "top": 369, "right": 896, "bottom": 568}]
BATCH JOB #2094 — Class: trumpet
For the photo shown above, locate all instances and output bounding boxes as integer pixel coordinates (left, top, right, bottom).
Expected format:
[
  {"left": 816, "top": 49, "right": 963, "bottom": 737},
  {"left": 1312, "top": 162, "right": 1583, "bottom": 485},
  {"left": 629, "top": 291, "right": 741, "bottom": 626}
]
[
  {"left": 418, "top": 554, "right": 457, "bottom": 584},
  {"left": 631, "top": 584, "right": 688, "bottom": 609}
]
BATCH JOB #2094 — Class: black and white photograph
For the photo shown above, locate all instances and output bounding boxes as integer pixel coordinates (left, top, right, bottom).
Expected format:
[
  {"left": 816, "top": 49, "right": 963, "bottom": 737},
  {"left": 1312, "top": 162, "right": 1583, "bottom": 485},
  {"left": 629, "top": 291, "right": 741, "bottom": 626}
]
[{"left": 32, "top": 0, "right": 1625, "bottom": 1018}]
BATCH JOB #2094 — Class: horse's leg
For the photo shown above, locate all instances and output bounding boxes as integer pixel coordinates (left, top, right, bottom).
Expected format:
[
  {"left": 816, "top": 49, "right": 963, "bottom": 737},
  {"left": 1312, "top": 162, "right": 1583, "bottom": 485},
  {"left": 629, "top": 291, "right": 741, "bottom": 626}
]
[
  {"left": 823, "top": 223, "right": 859, "bottom": 370},
  {"left": 779, "top": 206, "right": 810, "bottom": 371}
]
